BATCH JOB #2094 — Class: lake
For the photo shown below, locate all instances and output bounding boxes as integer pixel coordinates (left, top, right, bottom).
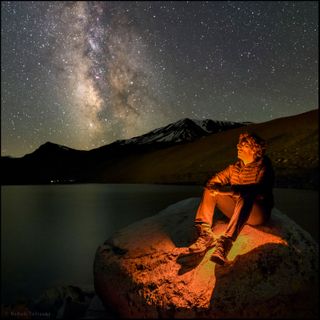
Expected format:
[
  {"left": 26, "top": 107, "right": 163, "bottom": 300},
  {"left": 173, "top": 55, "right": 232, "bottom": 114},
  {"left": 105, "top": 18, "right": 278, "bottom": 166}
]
[
  {"left": 1, "top": 184, "right": 318, "bottom": 305},
  {"left": 1, "top": 184, "right": 203, "bottom": 304}
]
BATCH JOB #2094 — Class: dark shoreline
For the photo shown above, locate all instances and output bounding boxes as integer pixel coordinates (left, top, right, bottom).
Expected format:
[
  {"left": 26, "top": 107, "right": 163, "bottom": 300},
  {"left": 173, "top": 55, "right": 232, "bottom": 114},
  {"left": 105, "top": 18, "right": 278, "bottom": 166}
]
[{"left": 1, "top": 285, "right": 112, "bottom": 320}]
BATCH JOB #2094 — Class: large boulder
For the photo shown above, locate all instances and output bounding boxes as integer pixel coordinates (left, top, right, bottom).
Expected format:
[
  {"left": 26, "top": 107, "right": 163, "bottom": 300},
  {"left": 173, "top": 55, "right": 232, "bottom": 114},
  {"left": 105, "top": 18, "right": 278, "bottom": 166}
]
[{"left": 94, "top": 198, "right": 318, "bottom": 318}]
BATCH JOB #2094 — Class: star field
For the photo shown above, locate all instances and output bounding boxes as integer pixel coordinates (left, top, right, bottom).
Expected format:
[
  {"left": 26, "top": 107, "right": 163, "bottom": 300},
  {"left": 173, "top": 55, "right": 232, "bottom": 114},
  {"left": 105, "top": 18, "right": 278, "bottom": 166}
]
[{"left": 1, "top": 1, "right": 318, "bottom": 157}]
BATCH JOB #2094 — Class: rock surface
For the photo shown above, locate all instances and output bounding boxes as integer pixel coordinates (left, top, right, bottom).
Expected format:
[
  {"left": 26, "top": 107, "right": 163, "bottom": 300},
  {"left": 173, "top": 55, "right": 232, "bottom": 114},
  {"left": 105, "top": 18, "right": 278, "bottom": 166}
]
[
  {"left": 31, "top": 285, "right": 94, "bottom": 319},
  {"left": 94, "top": 198, "right": 318, "bottom": 318}
]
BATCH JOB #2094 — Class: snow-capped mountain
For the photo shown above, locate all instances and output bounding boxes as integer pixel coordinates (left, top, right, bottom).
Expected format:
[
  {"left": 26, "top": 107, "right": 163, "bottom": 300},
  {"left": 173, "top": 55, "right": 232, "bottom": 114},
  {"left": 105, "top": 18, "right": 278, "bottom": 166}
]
[
  {"left": 1, "top": 117, "right": 246, "bottom": 184},
  {"left": 116, "top": 118, "right": 245, "bottom": 146},
  {"left": 2, "top": 110, "right": 318, "bottom": 187}
]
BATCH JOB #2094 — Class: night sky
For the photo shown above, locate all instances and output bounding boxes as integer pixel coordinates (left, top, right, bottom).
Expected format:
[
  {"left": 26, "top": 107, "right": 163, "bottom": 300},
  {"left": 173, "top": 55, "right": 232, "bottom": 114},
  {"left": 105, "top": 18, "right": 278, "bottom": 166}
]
[{"left": 1, "top": 1, "right": 318, "bottom": 157}]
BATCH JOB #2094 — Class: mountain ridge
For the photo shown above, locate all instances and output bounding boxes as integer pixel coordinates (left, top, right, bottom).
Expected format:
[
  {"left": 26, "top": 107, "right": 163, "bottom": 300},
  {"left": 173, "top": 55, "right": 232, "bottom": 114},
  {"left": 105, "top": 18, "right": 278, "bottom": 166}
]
[
  {"left": 87, "top": 118, "right": 246, "bottom": 152},
  {"left": 1, "top": 109, "right": 318, "bottom": 188},
  {"left": 3, "top": 117, "right": 245, "bottom": 159}
]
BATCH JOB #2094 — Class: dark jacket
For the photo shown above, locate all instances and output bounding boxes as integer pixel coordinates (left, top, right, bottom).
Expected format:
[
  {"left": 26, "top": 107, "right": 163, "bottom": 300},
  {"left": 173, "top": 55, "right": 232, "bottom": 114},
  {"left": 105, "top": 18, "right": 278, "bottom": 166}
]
[{"left": 207, "top": 156, "right": 274, "bottom": 209}]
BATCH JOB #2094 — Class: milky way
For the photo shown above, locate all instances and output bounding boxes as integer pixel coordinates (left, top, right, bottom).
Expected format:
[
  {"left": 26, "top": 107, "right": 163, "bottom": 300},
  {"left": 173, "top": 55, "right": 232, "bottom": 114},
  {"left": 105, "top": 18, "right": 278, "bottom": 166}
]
[
  {"left": 1, "top": 1, "right": 318, "bottom": 157},
  {"left": 44, "top": 2, "right": 169, "bottom": 148}
]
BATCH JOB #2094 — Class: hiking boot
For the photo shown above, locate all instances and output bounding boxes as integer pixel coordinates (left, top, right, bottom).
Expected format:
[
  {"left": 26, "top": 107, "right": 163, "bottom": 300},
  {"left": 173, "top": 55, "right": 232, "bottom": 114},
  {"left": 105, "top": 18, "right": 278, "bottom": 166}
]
[
  {"left": 188, "top": 223, "right": 215, "bottom": 253},
  {"left": 210, "top": 235, "right": 233, "bottom": 265}
]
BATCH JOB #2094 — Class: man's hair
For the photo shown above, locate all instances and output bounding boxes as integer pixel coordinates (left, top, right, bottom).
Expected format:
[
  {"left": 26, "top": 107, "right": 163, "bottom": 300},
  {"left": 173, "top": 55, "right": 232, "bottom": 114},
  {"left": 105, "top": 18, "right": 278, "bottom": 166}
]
[{"left": 239, "top": 132, "right": 266, "bottom": 159}]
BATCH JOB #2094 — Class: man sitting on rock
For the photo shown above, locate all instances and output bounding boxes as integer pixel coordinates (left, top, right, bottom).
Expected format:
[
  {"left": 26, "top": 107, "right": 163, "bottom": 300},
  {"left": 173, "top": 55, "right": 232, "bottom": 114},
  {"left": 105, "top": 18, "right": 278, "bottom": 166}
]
[{"left": 188, "top": 132, "right": 275, "bottom": 265}]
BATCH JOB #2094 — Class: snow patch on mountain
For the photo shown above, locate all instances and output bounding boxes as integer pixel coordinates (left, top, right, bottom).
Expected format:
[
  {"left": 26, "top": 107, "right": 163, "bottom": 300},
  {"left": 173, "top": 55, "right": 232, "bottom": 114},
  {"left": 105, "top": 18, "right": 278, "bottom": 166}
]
[{"left": 117, "top": 118, "right": 245, "bottom": 146}]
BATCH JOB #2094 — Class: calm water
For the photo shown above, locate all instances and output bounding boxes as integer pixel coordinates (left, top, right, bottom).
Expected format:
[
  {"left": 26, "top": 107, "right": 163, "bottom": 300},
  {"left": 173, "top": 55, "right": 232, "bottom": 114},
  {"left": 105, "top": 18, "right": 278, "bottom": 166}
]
[
  {"left": 2, "top": 184, "right": 318, "bottom": 305},
  {"left": 1, "top": 184, "right": 202, "bottom": 304}
]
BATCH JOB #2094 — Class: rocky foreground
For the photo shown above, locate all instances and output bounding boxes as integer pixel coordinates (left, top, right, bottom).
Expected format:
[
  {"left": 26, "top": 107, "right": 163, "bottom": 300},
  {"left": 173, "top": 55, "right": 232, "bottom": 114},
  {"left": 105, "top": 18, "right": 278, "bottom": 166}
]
[
  {"left": 1, "top": 286, "right": 111, "bottom": 319},
  {"left": 94, "top": 198, "right": 318, "bottom": 319}
]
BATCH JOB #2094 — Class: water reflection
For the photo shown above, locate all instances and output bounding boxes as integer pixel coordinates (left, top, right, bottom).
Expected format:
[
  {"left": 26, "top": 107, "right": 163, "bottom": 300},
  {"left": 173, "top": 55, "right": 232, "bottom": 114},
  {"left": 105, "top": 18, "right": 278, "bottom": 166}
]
[{"left": 1, "top": 184, "right": 202, "bottom": 304}]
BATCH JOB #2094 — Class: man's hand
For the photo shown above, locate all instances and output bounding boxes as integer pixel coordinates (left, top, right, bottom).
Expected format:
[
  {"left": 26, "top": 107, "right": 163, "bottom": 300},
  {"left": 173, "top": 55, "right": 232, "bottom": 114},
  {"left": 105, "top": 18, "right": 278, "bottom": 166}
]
[
  {"left": 205, "top": 183, "right": 221, "bottom": 196},
  {"left": 210, "top": 190, "right": 220, "bottom": 196},
  {"left": 205, "top": 183, "right": 238, "bottom": 197}
]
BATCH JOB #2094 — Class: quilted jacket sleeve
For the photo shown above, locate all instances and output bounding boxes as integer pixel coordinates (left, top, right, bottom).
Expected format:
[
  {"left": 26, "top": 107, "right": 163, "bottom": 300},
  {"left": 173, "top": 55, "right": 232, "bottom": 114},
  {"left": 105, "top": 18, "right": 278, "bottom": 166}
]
[{"left": 207, "top": 165, "right": 232, "bottom": 186}]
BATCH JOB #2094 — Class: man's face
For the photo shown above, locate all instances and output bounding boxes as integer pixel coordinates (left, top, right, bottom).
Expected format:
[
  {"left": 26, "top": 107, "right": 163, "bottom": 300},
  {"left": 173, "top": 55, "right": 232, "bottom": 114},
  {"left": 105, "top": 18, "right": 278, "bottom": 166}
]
[{"left": 237, "top": 141, "right": 255, "bottom": 164}]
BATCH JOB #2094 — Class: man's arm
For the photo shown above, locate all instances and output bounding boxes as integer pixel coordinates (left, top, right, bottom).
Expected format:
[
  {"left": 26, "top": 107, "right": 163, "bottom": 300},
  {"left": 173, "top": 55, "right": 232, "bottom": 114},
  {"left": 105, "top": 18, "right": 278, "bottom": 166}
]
[
  {"left": 207, "top": 184, "right": 236, "bottom": 196},
  {"left": 206, "top": 165, "right": 232, "bottom": 187},
  {"left": 205, "top": 165, "right": 235, "bottom": 196}
]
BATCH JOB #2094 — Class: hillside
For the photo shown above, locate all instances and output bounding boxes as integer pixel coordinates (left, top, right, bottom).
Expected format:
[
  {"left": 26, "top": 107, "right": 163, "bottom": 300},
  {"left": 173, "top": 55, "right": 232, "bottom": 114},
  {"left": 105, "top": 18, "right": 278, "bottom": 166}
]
[
  {"left": 1, "top": 110, "right": 318, "bottom": 189},
  {"left": 94, "top": 109, "right": 318, "bottom": 189}
]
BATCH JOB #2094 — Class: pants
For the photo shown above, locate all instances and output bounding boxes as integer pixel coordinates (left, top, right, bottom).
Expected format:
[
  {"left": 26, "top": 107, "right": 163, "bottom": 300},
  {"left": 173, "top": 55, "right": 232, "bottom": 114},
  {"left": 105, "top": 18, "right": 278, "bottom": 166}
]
[{"left": 195, "top": 187, "right": 271, "bottom": 241}]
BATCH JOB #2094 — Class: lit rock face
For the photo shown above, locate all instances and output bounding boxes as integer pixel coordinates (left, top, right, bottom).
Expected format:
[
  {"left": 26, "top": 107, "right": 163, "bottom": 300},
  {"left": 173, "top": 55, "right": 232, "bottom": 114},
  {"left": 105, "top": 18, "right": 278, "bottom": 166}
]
[{"left": 94, "top": 198, "right": 318, "bottom": 318}]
